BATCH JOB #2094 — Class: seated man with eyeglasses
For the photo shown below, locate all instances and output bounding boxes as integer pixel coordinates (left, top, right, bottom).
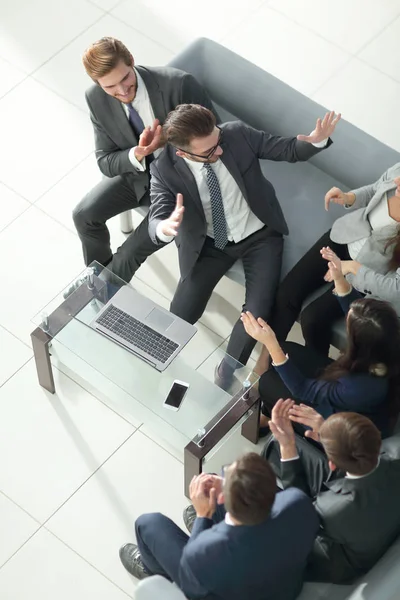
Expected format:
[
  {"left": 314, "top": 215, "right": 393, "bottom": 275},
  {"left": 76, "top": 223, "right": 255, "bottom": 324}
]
[
  {"left": 119, "top": 453, "right": 319, "bottom": 600},
  {"left": 148, "top": 104, "right": 340, "bottom": 388}
]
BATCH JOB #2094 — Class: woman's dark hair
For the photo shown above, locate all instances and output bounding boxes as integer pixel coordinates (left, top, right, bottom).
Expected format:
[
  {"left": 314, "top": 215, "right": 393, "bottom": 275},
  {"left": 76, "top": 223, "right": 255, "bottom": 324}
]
[
  {"left": 322, "top": 297, "right": 400, "bottom": 429},
  {"left": 385, "top": 225, "right": 400, "bottom": 271}
]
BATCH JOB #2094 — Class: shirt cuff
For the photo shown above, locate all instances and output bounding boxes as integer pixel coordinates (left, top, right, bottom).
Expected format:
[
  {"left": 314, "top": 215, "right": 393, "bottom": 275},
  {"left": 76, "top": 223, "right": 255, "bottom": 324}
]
[
  {"left": 333, "top": 285, "right": 353, "bottom": 297},
  {"left": 312, "top": 137, "right": 329, "bottom": 148},
  {"left": 280, "top": 456, "right": 300, "bottom": 462},
  {"left": 129, "top": 147, "right": 146, "bottom": 171},
  {"left": 272, "top": 354, "right": 289, "bottom": 367},
  {"left": 156, "top": 222, "right": 174, "bottom": 243}
]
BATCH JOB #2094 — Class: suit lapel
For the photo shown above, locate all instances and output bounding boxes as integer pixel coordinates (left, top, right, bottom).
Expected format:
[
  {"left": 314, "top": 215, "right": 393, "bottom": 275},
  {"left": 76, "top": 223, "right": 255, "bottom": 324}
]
[
  {"left": 136, "top": 66, "right": 168, "bottom": 123},
  {"left": 219, "top": 143, "right": 249, "bottom": 203},
  {"left": 173, "top": 157, "right": 205, "bottom": 219},
  {"left": 365, "top": 181, "right": 397, "bottom": 216},
  {"left": 105, "top": 94, "right": 138, "bottom": 146}
]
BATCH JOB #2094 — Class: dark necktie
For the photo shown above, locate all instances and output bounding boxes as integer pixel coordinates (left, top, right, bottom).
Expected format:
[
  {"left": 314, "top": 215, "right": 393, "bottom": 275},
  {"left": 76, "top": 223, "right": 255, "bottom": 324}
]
[
  {"left": 126, "top": 103, "right": 145, "bottom": 138},
  {"left": 203, "top": 163, "right": 229, "bottom": 250},
  {"left": 126, "top": 103, "right": 153, "bottom": 165}
]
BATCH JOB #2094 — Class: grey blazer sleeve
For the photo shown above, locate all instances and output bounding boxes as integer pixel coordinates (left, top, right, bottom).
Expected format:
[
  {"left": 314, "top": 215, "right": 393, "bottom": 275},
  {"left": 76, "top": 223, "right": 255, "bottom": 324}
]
[
  {"left": 86, "top": 93, "right": 139, "bottom": 179},
  {"left": 240, "top": 124, "right": 331, "bottom": 163},
  {"left": 148, "top": 163, "right": 177, "bottom": 245},
  {"left": 353, "top": 265, "right": 400, "bottom": 302},
  {"left": 349, "top": 164, "right": 399, "bottom": 210}
]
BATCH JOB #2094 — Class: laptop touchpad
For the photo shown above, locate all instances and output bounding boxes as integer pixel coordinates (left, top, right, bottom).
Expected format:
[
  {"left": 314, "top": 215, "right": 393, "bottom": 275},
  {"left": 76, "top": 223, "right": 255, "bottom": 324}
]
[{"left": 145, "top": 308, "right": 174, "bottom": 332}]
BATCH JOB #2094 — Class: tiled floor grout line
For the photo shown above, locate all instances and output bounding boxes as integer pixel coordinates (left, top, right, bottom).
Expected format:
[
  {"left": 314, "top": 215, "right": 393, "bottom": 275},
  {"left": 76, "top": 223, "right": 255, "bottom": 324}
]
[
  {"left": 41, "top": 528, "right": 134, "bottom": 598},
  {"left": 0, "top": 356, "right": 33, "bottom": 390},
  {"left": 136, "top": 423, "right": 185, "bottom": 465}
]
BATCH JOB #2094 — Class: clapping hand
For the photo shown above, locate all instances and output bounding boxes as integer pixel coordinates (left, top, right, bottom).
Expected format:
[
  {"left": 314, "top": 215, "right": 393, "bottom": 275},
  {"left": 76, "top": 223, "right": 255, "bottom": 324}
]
[
  {"left": 135, "top": 119, "right": 163, "bottom": 160},
  {"left": 297, "top": 111, "right": 341, "bottom": 145},
  {"left": 321, "top": 246, "right": 343, "bottom": 282},
  {"left": 288, "top": 404, "right": 324, "bottom": 443},
  {"left": 240, "top": 312, "right": 278, "bottom": 347},
  {"left": 160, "top": 193, "right": 185, "bottom": 237},
  {"left": 189, "top": 473, "right": 218, "bottom": 519},
  {"left": 269, "top": 399, "right": 297, "bottom": 459}
]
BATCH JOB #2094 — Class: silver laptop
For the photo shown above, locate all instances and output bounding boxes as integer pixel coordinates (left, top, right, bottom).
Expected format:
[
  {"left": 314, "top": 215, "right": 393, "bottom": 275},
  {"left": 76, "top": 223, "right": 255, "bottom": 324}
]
[{"left": 90, "top": 285, "right": 196, "bottom": 371}]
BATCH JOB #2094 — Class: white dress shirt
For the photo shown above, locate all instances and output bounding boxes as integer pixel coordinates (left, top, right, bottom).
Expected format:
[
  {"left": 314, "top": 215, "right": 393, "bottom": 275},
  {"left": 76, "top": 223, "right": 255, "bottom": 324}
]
[
  {"left": 156, "top": 138, "right": 328, "bottom": 244},
  {"left": 281, "top": 454, "right": 381, "bottom": 480},
  {"left": 348, "top": 193, "right": 397, "bottom": 259},
  {"left": 122, "top": 68, "right": 160, "bottom": 171}
]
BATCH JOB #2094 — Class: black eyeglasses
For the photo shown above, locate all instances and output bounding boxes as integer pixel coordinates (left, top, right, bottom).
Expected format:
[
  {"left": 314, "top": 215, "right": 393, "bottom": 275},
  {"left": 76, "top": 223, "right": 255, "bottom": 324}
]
[{"left": 175, "top": 126, "right": 223, "bottom": 160}]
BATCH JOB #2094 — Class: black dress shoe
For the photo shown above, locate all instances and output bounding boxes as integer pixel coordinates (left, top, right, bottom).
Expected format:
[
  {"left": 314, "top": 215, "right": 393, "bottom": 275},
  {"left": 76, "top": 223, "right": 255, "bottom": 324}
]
[
  {"left": 214, "top": 363, "right": 233, "bottom": 391},
  {"left": 183, "top": 504, "right": 197, "bottom": 534},
  {"left": 119, "top": 543, "right": 150, "bottom": 580}
]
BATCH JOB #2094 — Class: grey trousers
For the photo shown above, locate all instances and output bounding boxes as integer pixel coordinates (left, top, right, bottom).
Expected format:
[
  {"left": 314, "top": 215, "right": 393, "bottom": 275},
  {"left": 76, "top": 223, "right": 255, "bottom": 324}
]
[
  {"left": 170, "top": 226, "right": 283, "bottom": 367},
  {"left": 72, "top": 175, "right": 161, "bottom": 282}
]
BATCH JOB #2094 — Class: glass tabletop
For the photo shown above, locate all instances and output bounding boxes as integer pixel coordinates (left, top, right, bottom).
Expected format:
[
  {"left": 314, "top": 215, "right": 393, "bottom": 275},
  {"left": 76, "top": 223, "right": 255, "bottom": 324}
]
[{"left": 33, "top": 262, "right": 259, "bottom": 448}]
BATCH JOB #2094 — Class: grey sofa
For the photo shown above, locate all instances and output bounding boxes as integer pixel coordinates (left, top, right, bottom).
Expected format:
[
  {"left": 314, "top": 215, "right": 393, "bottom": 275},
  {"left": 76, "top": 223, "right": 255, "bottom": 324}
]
[
  {"left": 131, "top": 38, "right": 400, "bottom": 600},
  {"left": 125, "top": 36, "right": 400, "bottom": 349}
]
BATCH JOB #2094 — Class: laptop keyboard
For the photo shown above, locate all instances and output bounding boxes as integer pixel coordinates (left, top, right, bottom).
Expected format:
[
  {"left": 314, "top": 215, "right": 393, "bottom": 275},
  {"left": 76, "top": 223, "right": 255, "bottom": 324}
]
[{"left": 97, "top": 304, "right": 178, "bottom": 364}]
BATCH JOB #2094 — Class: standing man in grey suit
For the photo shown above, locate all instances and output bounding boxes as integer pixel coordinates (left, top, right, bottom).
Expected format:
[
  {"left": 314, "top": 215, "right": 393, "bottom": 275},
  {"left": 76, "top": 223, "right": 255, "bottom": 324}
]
[
  {"left": 148, "top": 104, "right": 340, "bottom": 384},
  {"left": 265, "top": 400, "right": 400, "bottom": 583},
  {"left": 73, "top": 37, "right": 218, "bottom": 282}
]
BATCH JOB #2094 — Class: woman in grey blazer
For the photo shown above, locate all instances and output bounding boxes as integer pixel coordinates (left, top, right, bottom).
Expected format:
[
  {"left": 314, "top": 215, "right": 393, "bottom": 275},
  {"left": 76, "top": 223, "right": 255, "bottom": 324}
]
[{"left": 254, "top": 163, "right": 400, "bottom": 374}]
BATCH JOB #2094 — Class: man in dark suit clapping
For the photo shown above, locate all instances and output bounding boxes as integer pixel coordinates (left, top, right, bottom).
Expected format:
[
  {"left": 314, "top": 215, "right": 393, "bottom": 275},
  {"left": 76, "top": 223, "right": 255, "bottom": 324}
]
[
  {"left": 119, "top": 453, "right": 319, "bottom": 600},
  {"left": 73, "top": 37, "right": 218, "bottom": 282},
  {"left": 265, "top": 399, "right": 400, "bottom": 583}
]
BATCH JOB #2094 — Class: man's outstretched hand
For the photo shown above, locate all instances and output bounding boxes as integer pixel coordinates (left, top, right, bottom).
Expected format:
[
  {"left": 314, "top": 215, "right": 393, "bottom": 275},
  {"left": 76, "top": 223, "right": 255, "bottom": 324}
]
[
  {"left": 297, "top": 111, "right": 341, "bottom": 144},
  {"left": 160, "top": 193, "right": 185, "bottom": 237}
]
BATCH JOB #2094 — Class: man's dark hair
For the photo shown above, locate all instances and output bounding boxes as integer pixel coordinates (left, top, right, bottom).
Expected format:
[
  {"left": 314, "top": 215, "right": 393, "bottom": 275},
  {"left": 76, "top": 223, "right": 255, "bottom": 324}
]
[
  {"left": 224, "top": 453, "right": 277, "bottom": 525},
  {"left": 320, "top": 412, "right": 381, "bottom": 475},
  {"left": 163, "top": 104, "right": 216, "bottom": 149}
]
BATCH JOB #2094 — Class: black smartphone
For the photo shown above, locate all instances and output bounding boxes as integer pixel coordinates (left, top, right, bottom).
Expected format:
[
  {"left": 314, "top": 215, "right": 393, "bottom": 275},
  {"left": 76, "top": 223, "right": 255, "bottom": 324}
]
[{"left": 163, "top": 380, "right": 189, "bottom": 411}]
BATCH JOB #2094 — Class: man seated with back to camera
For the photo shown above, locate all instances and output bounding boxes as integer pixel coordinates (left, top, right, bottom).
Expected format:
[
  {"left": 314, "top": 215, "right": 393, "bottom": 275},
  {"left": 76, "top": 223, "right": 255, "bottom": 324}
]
[
  {"left": 119, "top": 453, "right": 319, "bottom": 600},
  {"left": 263, "top": 399, "right": 400, "bottom": 584}
]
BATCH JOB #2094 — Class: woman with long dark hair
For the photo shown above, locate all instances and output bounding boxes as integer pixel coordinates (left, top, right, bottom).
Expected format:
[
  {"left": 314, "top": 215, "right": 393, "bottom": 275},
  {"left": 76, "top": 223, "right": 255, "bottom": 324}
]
[
  {"left": 253, "top": 167, "right": 400, "bottom": 376},
  {"left": 241, "top": 259, "right": 400, "bottom": 438}
]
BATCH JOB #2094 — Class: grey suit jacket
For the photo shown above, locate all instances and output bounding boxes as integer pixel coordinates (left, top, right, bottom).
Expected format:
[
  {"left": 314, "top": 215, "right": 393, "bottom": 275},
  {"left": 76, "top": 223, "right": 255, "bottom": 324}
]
[
  {"left": 85, "top": 65, "right": 218, "bottom": 201},
  {"left": 280, "top": 439, "right": 400, "bottom": 584},
  {"left": 148, "top": 120, "right": 330, "bottom": 279},
  {"left": 330, "top": 163, "right": 400, "bottom": 312}
]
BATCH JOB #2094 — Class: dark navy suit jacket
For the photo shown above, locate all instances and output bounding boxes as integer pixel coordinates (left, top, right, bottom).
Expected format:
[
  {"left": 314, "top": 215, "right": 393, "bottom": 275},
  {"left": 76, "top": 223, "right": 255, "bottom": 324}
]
[
  {"left": 177, "top": 488, "right": 319, "bottom": 600},
  {"left": 274, "top": 289, "right": 390, "bottom": 436}
]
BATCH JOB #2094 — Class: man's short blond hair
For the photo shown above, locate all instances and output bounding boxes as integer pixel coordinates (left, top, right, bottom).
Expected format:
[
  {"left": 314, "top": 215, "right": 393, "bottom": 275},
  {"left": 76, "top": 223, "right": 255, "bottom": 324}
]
[{"left": 82, "top": 37, "right": 133, "bottom": 82}]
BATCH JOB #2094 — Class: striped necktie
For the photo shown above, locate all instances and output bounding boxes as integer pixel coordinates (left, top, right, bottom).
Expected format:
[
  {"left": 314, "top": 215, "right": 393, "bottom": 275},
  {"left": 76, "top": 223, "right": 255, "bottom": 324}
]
[{"left": 203, "top": 162, "right": 229, "bottom": 250}]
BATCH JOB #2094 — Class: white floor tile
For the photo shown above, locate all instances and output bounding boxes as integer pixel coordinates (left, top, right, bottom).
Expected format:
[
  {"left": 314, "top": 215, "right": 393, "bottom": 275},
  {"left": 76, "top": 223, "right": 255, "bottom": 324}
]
[
  {"left": 0, "top": 205, "right": 84, "bottom": 343},
  {"left": 312, "top": 58, "right": 400, "bottom": 153},
  {"left": 269, "top": 0, "right": 400, "bottom": 54},
  {"left": 0, "top": 493, "right": 39, "bottom": 568},
  {"left": 222, "top": 5, "right": 350, "bottom": 97},
  {"left": 36, "top": 154, "right": 102, "bottom": 231},
  {"left": 0, "top": 528, "right": 130, "bottom": 600},
  {"left": 359, "top": 15, "right": 400, "bottom": 82},
  {"left": 88, "top": 0, "right": 121, "bottom": 10},
  {"left": 0, "top": 361, "right": 135, "bottom": 522},
  {"left": 111, "top": 0, "right": 265, "bottom": 53},
  {"left": 0, "top": 57, "right": 26, "bottom": 99},
  {"left": 0, "top": 326, "right": 32, "bottom": 387},
  {"left": 0, "top": 78, "right": 93, "bottom": 201},
  {"left": 0, "top": 183, "right": 30, "bottom": 233},
  {"left": 34, "top": 14, "right": 174, "bottom": 112},
  {"left": 0, "top": 0, "right": 103, "bottom": 73},
  {"left": 46, "top": 431, "right": 188, "bottom": 594}
]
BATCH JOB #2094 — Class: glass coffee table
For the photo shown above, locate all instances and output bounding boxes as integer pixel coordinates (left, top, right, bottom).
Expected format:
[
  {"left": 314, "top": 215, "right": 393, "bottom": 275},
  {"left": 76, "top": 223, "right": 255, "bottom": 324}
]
[{"left": 31, "top": 263, "right": 261, "bottom": 496}]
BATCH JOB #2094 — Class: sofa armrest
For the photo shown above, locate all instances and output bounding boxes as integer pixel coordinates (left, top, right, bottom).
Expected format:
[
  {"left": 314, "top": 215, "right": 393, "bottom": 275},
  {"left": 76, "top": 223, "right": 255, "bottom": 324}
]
[{"left": 135, "top": 575, "right": 187, "bottom": 600}]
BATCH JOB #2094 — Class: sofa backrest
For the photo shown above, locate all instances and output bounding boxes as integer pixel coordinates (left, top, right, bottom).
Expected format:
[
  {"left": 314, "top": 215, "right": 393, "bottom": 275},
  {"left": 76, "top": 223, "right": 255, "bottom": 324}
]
[{"left": 169, "top": 38, "right": 400, "bottom": 190}]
